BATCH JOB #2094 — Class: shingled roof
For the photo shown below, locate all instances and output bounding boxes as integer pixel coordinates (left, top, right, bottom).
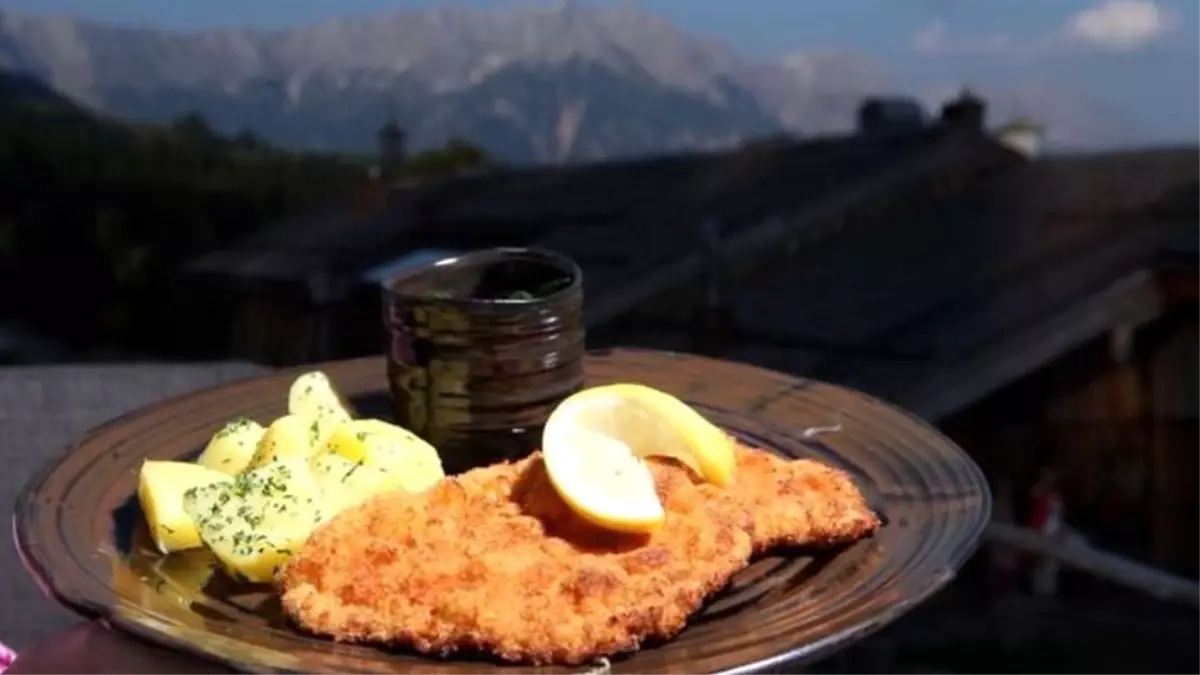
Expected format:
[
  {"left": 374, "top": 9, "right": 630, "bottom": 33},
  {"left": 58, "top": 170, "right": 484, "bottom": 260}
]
[
  {"left": 181, "top": 127, "right": 990, "bottom": 308},
  {"left": 621, "top": 145, "right": 1199, "bottom": 420},
  {"left": 576, "top": 131, "right": 1022, "bottom": 326},
  {"left": 179, "top": 125, "right": 1194, "bottom": 393}
]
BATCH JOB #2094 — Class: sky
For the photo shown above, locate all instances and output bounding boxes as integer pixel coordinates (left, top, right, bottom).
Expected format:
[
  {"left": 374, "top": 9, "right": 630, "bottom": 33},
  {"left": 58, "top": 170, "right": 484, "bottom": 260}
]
[
  {"left": 0, "top": 0, "right": 1194, "bottom": 57},
  {"left": 0, "top": 0, "right": 1196, "bottom": 141}
]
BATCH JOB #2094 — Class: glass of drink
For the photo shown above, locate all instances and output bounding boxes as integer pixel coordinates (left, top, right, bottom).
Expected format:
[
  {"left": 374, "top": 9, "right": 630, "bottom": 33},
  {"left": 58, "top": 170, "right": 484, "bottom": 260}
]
[{"left": 381, "top": 248, "right": 585, "bottom": 474}]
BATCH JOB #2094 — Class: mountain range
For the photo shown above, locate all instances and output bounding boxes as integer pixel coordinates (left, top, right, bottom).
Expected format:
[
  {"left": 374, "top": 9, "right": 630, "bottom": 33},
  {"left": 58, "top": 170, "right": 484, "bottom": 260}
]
[{"left": 0, "top": 3, "right": 1142, "bottom": 162}]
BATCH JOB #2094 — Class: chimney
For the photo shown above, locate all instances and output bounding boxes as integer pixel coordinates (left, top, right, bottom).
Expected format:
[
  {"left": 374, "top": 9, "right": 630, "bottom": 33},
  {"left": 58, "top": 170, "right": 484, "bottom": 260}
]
[
  {"left": 940, "top": 87, "right": 986, "bottom": 133},
  {"left": 377, "top": 116, "right": 406, "bottom": 178},
  {"left": 857, "top": 96, "right": 927, "bottom": 136}
]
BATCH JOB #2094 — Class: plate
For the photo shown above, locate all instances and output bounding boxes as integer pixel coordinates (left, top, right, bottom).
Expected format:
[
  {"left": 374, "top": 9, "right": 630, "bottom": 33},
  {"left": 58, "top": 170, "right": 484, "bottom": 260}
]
[{"left": 14, "top": 349, "right": 990, "bottom": 674}]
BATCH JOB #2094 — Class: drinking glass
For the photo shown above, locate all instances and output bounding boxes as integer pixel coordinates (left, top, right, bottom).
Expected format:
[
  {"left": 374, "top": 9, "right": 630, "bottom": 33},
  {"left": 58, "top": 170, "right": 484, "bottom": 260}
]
[{"left": 381, "top": 248, "right": 585, "bottom": 474}]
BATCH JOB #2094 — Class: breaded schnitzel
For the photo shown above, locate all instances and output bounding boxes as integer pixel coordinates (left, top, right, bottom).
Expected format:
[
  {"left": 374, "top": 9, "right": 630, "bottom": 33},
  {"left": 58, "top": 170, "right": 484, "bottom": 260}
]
[
  {"left": 722, "top": 444, "right": 880, "bottom": 553},
  {"left": 280, "top": 443, "right": 879, "bottom": 665}
]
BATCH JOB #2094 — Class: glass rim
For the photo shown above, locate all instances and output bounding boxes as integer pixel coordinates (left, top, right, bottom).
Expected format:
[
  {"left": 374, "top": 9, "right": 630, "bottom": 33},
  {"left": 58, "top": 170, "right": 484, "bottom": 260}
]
[{"left": 379, "top": 246, "right": 583, "bottom": 308}]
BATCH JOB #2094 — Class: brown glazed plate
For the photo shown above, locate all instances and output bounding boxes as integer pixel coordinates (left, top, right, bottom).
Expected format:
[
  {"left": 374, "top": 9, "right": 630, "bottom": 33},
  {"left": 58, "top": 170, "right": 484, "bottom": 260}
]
[{"left": 14, "top": 349, "right": 991, "bottom": 674}]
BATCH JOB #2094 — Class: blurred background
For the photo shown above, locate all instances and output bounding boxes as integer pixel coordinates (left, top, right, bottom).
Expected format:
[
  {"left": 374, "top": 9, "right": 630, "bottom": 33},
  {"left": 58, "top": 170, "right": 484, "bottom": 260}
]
[{"left": 0, "top": 0, "right": 1196, "bottom": 672}]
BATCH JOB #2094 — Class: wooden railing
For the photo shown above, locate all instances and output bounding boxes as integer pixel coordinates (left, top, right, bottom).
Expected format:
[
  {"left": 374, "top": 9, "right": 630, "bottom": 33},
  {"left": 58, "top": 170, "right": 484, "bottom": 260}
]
[{"left": 986, "top": 521, "right": 1199, "bottom": 609}]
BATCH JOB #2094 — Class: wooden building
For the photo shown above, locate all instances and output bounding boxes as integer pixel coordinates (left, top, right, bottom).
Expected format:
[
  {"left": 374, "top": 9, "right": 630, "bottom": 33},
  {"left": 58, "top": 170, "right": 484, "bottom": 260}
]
[
  {"left": 181, "top": 93, "right": 1018, "bottom": 363},
  {"left": 608, "top": 144, "right": 1199, "bottom": 574},
  {"left": 180, "top": 95, "right": 1199, "bottom": 573}
]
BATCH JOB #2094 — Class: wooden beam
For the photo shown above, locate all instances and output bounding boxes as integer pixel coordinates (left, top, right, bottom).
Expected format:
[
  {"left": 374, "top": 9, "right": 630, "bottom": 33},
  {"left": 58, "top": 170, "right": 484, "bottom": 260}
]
[
  {"left": 986, "top": 522, "right": 1200, "bottom": 609},
  {"left": 908, "top": 269, "right": 1165, "bottom": 423}
]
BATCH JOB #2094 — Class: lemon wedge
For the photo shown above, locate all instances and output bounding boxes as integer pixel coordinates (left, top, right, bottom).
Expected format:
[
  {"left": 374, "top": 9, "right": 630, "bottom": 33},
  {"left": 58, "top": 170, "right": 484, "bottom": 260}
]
[
  {"left": 541, "top": 383, "right": 737, "bottom": 532},
  {"left": 541, "top": 426, "right": 665, "bottom": 534},
  {"left": 547, "top": 383, "right": 737, "bottom": 485}
]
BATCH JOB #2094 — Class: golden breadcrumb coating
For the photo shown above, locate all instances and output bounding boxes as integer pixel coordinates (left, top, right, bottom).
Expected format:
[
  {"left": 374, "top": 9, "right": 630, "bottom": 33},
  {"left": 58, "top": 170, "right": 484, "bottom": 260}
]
[{"left": 280, "top": 443, "right": 879, "bottom": 665}]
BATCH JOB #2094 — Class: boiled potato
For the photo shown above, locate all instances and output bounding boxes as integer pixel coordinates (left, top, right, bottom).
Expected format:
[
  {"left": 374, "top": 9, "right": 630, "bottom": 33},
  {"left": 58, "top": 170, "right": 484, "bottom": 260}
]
[
  {"left": 289, "top": 371, "right": 354, "bottom": 448},
  {"left": 310, "top": 451, "right": 433, "bottom": 517},
  {"left": 321, "top": 418, "right": 444, "bottom": 493},
  {"left": 137, "top": 460, "right": 233, "bottom": 554},
  {"left": 247, "top": 414, "right": 321, "bottom": 470},
  {"left": 311, "top": 412, "right": 348, "bottom": 451},
  {"left": 288, "top": 371, "right": 354, "bottom": 423},
  {"left": 182, "top": 459, "right": 326, "bottom": 584},
  {"left": 196, "top": 417, "right": 265, "bottom": 476}
]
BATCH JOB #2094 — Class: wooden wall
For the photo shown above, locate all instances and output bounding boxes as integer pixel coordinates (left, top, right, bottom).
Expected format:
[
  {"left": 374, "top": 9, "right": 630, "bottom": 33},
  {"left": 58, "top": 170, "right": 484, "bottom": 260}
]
[{"left": 944, "top": 302, "right": 1198, "bottom": 576}]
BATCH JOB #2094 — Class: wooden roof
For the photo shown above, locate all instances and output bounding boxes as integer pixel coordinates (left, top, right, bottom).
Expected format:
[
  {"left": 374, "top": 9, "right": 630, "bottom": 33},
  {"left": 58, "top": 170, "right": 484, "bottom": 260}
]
[
  {"left": 1008, "top": 146, "right": 1199, "bottom": 219},
  {"left": 169, "top": 140, "right": 1197, "bottom": 431},
  {"left": 182, "top": 129, "right": 961, "bottom": 298},
  {"left": 728, "top": 145, "right": 1197, "bottom": 349},
  {"left": 604, "top": 144, "right": 1197, "bottom": 417},
  {"left": 574, "top": 131, "right": 1019, "bottom": 325}
]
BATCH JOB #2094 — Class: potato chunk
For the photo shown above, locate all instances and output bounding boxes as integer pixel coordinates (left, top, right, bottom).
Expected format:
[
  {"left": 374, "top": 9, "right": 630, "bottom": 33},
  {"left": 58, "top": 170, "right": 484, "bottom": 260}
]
[
  {"left": 289, "top": 371, "right": 353, "bottom": 419},
  {"left": 182, "top": 460, "right": 327, "bottom": 584},
  {"left": 137, "top": 460, "right": 232, "bottom": 554},
  {"left": 196, "top": 417, "right": 265, "bottom": 476},
  {"left": 310, "top": 452, "right": 427, "bottom": 517},
  {"left": 247, "top": 414, "right": 321, "bottom": 470},
  {"left": 320, "top": 419, "right": 444, "bottom": 493},
  {"left": 289, "top": 371, "right": 354, "bottom": 448}
]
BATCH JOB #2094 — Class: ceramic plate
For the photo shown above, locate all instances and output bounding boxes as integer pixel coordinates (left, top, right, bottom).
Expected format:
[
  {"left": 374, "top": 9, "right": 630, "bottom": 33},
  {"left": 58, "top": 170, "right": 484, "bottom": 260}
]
[{"left": 15, "top": 349, "right": 990, "bottom": 674}]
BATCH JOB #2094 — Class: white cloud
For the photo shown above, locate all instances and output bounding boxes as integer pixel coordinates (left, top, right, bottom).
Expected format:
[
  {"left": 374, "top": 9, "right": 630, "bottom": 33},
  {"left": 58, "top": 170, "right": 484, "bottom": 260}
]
[
  {"left": 1066, "top": 0, "right": 1171, "bottom": 50},
  {"left": 912, "top": 1, "right": 1173, "bottom": 57}
]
